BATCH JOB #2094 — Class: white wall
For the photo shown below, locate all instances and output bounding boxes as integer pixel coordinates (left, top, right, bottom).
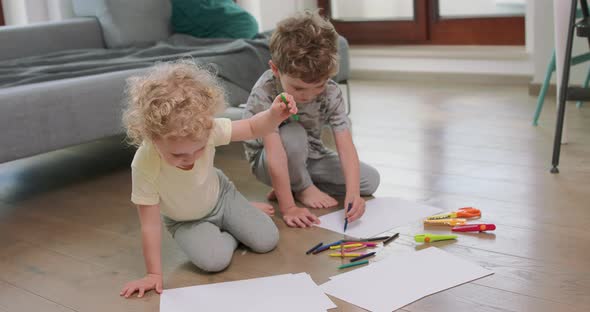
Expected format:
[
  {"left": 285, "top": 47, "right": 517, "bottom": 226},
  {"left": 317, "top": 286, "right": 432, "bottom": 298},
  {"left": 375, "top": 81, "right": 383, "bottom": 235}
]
[
  {"left": 25, "top": 0, "right": 50, "bottom": 24},
  {"left": 525, "top": 0, "right": 534, "bottom": 54},
  {"left": 1, "top": 0, "right": 73, "bottom": 26},
  {"left": 47, "top": 0, "right": 74, "bottom": 20},
  {"left": 236, "top": 0, "right": 262, "bottom": 31},
  {"left": 532, "top": 0, "right": 555, "bottom": 84}
]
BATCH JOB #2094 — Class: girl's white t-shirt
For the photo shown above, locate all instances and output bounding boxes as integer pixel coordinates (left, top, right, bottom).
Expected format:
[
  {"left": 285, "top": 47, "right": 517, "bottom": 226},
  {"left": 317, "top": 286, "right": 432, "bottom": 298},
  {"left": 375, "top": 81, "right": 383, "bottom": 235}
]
[{"left": 130, "top": 118, "right": 232, "bottom": 221}]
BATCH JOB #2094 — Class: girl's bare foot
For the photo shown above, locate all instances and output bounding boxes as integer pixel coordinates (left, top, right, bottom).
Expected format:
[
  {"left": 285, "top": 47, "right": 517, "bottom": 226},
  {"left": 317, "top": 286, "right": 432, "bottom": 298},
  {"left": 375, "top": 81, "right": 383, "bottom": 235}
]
[
  {"left": 295, "top": 185, "right": 338, "bottom": 209},
  {"left": 251, "top": 202, "right": 275, "bottom": 216}
]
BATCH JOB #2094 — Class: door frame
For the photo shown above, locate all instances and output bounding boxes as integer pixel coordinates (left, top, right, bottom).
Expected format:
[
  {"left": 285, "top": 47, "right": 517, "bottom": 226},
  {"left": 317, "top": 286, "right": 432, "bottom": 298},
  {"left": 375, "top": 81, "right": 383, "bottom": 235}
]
[{"left": 0, "top": 1, "right": 5, "bottom": 26}]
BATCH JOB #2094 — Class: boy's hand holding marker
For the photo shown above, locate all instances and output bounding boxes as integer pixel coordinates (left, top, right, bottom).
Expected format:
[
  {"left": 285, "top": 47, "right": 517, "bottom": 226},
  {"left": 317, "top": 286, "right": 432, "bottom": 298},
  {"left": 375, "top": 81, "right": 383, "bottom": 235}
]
[{"left": 344, "top": 195, "right": 366, "bottom": 224}]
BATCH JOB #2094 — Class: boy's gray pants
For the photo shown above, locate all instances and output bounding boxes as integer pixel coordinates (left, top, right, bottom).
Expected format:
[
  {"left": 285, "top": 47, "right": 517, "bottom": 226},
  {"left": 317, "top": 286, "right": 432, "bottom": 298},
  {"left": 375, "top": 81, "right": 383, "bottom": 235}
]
[
  {"left": 163, "top": 170, "right": 279, "bottom": 272},
  {"left": 252, "top": 122, "right": 380, "bottom": 195}
]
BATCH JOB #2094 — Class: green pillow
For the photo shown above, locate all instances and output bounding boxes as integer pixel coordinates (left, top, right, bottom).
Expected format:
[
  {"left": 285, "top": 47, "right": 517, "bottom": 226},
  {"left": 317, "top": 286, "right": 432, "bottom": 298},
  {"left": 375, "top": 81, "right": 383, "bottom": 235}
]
[{"left": 172, "top": 0, "right": 259, "bottom": 39}]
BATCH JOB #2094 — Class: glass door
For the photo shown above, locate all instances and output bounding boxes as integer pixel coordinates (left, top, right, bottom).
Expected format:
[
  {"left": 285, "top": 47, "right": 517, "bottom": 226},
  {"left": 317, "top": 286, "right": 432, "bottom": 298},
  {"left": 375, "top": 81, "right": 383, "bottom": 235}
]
[
  {"left": 318, "top": 0, "right": 525, "bottom": 45},
  {"left": 430, "top": 0, "right": 525, "bottom": 44},
  {"left": 318, "top": 0, "right": 428, "bottom": 44}
]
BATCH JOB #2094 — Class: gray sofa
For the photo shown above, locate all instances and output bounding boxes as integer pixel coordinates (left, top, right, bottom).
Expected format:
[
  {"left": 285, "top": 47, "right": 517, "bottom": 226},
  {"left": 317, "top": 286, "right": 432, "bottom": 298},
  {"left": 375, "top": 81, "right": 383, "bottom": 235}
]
[{"left": 0, "top": 2, "right": 350, "bottom": 164}]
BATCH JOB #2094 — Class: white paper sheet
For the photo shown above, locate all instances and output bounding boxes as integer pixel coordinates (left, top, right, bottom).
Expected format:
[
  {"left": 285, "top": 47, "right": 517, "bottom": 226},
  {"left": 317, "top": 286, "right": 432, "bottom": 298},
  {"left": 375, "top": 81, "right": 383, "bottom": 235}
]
[
  {"left": 320, "top": 247, "right": 493, "bottom": 312},
  {"left": 291, "top": 273, "right": 337, "bottom": 310},
  {"left": 160, "top": 273, "right": 334, "bottom": 312},
  {"left": 316, "top": 197, "right": 443, "bottom": 238}
]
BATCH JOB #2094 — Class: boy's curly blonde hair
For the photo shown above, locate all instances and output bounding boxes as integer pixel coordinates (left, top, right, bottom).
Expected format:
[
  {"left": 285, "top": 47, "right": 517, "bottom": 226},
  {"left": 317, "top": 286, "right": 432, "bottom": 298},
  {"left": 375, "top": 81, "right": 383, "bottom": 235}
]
[
  {"left": 270, "top": 10, "right": 339, "bottom": 83},
  {"left": 123, "top": 60, "right": 225, "bottom": 146}
]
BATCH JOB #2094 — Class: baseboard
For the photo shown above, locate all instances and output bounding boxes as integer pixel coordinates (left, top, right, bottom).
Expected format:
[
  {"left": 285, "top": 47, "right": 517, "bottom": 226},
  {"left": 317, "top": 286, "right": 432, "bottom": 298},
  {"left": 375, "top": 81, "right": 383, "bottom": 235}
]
[
  {"left": 529, "top": 83, "right": 555, "bottom": 96},
  {"left": 527, "top": 82, "right": 584, "bottom": 96},
  {"left": 350, "top": 45, "right": 530, "bottom": 60},
  {"left": 351, "top": 70, "right": 531, "bottom": 86}
]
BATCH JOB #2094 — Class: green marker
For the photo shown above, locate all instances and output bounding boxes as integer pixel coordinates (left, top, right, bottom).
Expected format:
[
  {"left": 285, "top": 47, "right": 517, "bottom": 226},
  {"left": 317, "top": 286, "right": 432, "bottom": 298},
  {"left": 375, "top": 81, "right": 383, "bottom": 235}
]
[
  {"left": 414, "top": 233, "right": 457, "bottom": 243},
  {"left": 338, "top": 259, "right": 369, "bottom": 270},
  {"left": 280, "top": 93, "right": 299, "bottom": 121}
]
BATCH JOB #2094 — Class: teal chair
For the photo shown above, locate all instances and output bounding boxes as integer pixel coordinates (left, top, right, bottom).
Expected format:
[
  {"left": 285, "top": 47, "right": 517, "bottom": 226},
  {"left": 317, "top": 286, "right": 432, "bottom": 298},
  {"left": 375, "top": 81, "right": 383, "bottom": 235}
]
[
  {"left": 532, "top": 51, "right": 590, "bottom": 126},
  {"left": 533, "top": 10, "right": 590, "bottom": 126}
]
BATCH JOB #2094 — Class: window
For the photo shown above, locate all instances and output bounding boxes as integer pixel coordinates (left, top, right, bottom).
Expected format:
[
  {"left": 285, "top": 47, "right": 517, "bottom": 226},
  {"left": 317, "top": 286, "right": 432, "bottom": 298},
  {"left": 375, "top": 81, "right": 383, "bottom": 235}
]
[{"left": 318, "top": 0, "right": 525, "bottom": 45}]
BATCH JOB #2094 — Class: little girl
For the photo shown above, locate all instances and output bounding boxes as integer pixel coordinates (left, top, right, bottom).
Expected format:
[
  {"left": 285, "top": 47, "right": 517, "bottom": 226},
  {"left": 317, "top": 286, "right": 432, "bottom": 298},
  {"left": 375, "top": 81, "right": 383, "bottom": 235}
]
[{"left": 119, "top": 60, "right": 297, "bottom": 298}]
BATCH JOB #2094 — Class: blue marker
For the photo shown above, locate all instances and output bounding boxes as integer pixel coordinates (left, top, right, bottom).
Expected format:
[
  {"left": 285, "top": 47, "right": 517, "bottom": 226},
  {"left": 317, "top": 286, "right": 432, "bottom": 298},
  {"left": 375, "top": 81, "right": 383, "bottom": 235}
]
[
  {"left": 343, "top": 202, "right": 352, "bottom": 232},
  {"left": 305, "top": 242, "right": 323, "bottom": 255},
  {"left": 312, "top": 240, "right": 342, "bottom": 254},
  {"left": 350, "top": 251, "right": 376, "bottom": 262}
]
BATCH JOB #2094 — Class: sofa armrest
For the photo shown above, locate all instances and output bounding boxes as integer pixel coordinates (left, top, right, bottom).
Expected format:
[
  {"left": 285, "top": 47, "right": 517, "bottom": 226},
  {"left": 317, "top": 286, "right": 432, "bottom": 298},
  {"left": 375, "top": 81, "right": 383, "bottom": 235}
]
[{"left": 0, "top": 18, "right": 105, "bottom": 61}]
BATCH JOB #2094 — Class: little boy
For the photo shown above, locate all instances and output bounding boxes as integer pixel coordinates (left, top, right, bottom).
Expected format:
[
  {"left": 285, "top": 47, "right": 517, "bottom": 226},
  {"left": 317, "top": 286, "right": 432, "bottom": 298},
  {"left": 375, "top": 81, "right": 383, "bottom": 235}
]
[{"left": 243, "top": 11, "right": 380, "bottom": 228}]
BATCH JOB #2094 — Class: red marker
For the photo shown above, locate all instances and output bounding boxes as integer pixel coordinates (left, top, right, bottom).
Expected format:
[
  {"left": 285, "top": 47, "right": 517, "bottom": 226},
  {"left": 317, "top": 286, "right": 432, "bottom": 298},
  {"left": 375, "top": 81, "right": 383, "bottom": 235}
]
[{"left": 452, "top": 224, "right": 496, "bottom": 232}]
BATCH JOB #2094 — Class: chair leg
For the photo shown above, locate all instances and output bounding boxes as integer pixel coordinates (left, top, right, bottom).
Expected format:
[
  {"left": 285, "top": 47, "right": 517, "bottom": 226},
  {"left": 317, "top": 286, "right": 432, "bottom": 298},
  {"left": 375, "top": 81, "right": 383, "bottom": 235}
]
[
  {"left": 533, "top": 51, "right": 556, "bottom": 126},
  {"left": 551, "top": 1, "right": 578, "bottom": 174},
  {"left": 576, "top": 66, "right": 590, "bottom": 108},
  {"left": 343, "top": 80, "right": 351, "bottom": 115}
]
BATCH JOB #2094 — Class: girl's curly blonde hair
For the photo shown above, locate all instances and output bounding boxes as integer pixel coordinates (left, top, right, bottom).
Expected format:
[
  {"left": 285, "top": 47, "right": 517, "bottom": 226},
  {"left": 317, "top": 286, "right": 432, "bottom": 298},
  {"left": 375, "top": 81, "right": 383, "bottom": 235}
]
[{"left": 123, "top": 60, "right": 226, "bottom": 146}]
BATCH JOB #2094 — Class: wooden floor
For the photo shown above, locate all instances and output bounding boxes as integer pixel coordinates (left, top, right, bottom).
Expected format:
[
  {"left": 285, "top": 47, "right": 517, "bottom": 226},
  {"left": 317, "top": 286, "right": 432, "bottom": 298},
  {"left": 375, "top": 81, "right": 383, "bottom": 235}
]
[{"left": 0, "top": 79, "right": 589, "bottom": 312}]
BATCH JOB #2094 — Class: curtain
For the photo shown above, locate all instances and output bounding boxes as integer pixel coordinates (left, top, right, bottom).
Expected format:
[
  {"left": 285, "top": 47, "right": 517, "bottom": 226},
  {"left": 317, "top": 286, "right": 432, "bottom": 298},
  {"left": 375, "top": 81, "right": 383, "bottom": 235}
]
[{"left": 1, "top": 0, "right": 74, "bottom": 26}]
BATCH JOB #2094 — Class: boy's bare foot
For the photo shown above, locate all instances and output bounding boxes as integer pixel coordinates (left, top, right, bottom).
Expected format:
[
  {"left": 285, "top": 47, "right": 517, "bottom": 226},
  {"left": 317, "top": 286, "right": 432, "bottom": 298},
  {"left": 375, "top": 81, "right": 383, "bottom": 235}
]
[
  {"left": 266, "top": 189, "right": 277, "bottom": 201},
  {"left": 295, "top": 185, "right": 338, "bottom": 209},
  {"left": 251, "top": 202, "right": 275, "bottom": 216}
]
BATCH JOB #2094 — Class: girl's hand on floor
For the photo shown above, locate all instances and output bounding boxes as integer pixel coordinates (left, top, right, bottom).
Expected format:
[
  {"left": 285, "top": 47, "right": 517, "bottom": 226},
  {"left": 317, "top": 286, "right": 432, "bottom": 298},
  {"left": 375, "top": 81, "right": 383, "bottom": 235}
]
[
  {"left": 282, "top": 205, "right": 320, "bottom": 228},
  {"left": 120, "top": 273, "right": 163, "bottom": 298}
]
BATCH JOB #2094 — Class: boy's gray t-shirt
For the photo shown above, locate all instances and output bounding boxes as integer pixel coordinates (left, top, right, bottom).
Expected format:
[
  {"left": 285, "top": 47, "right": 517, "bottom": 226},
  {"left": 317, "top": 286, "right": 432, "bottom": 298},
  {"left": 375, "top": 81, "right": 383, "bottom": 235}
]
[{"left": 242, "top": 70, "right": 351, "bottom": 166}]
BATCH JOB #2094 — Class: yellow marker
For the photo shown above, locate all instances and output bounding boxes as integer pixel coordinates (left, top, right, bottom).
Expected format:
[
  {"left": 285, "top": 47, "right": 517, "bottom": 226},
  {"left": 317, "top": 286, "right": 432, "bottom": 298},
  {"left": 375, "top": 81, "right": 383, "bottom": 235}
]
[
  {"left": 329, "top": 253, "right": 363, "bottom": 257},
  {"left": 329, "top": 243, "right": 364, "bottom": 250},
  {"left": 414, "top": 234, "right": 457, "bottom": 243}
]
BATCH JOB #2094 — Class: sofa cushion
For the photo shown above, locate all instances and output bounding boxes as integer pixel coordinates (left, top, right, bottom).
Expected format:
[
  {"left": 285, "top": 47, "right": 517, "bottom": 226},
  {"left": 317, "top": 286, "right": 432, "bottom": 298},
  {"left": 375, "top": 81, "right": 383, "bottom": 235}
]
[
  {"left": 0, "top": 18, "right": 105, "bottom": 61},
  {"left": 0, "top": 67, "right": 247, "bottom": 163},
  {"left": 73, "top": 0, "right": 172, "bottom": 48},
  {"left": 172, "top": 0, "right": 258, "bottom": 39}
]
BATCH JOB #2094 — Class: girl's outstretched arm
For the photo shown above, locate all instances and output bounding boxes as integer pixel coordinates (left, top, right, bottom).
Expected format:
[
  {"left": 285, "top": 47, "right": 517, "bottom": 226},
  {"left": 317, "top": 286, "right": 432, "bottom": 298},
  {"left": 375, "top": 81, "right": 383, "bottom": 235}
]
[
  {"left": 120, "top": 204, "right": 163, "bottom": 298},
  {"left": 231, "top": 93, "right": 297, "bottom": 142}
]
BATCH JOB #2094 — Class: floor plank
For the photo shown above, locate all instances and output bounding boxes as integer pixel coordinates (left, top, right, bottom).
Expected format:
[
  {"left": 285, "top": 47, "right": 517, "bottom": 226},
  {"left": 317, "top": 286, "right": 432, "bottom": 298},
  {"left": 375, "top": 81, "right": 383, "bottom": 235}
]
[
  {"left": 433, "top": 244, "right": 590, "bottom": 307},
  {"left": 0, "top": 237, "right": 157, "bottom": 312},
  {"left": 403, "top": 282, "right": 586, "bottom": 312},
  {"left": 0, "top": 280, "right": 76, "bottom": 312}
]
